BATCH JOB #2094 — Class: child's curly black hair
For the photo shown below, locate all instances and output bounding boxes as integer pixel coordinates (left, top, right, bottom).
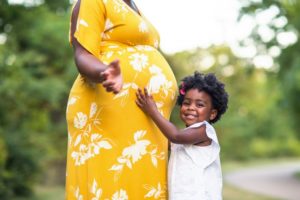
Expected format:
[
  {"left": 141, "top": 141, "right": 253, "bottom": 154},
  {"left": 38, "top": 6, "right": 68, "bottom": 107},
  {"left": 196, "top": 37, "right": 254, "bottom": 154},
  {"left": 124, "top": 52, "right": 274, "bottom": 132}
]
[{"left": 177, "top": 71, "right": 229, "bottom": 123}]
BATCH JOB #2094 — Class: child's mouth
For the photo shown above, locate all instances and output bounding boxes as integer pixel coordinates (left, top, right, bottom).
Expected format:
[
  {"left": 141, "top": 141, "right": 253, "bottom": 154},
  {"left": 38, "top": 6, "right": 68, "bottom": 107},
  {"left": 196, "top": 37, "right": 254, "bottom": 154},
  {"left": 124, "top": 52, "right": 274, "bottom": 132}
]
[{"left": 185, "top": 114, "right": 197, "bottom": 120}]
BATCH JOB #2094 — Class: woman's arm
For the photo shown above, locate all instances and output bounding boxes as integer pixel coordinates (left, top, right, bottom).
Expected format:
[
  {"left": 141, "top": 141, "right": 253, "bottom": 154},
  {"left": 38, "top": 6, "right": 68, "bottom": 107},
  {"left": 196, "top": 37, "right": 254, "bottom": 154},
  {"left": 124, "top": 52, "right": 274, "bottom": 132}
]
[
  {"left": 70, "top": 0, "right": 122, "bottom": 93},
  {"left": 136, "top": 88, "right": 211, "bottom": 144}
]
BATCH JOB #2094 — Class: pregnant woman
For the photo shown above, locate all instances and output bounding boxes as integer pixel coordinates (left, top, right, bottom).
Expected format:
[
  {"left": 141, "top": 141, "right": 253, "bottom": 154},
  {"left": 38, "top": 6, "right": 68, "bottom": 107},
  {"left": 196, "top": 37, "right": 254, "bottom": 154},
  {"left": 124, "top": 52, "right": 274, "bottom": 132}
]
[{"left": 65, "top": 0, "right": 177, "bottom": 199}]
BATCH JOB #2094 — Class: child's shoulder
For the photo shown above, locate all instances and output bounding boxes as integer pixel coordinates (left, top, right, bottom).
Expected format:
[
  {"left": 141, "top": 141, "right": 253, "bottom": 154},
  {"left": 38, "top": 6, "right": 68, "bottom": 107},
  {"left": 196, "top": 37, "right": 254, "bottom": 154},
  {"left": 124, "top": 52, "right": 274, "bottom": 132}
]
[{"left": 186, "top": 121, "right": 214, "bottom": 130}]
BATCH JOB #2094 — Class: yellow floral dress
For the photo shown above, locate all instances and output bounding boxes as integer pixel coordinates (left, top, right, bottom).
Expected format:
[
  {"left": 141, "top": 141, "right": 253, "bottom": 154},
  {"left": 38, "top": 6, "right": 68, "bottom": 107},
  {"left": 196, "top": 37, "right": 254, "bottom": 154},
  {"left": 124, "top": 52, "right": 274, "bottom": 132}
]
[{"left": 66, "top": 0, "right": 177, "bottom": 199}]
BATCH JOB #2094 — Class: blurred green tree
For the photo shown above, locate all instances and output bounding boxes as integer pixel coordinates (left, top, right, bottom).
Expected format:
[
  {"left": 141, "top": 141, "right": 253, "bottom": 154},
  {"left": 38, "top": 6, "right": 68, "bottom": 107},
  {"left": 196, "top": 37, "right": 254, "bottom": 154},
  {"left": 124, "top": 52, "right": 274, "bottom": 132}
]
[
  {"left": 239, "top": 0, "right": 300, "bottom": 137},
  {"left": 167, "top": 44, "right": 300, "bottom": 160},
  {"left": 0, "top": 0, "right": 75, "bottom": 198}
]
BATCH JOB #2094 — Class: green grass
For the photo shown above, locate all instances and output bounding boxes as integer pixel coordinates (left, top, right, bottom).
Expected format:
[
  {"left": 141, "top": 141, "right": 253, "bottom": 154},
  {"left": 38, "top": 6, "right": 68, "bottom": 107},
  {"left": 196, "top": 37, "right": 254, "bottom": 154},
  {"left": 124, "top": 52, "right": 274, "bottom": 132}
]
[
  {"left": 223, "top": 183, "right": 277, "bottom": 200},
  {"left": 34, "top": 186, "right": 65, "bottom": 200},
  {"left": 14, "top": 184, "right": 275, "bottom": 200},
  {"left": 18, "top": 184, "right": 276, "bottom": 200},
  {"left": 15, "top": 186, "right": 65, "bottom": 200},
  {"left": 16, "top": 158, "right": 300, "bottom": 200}
]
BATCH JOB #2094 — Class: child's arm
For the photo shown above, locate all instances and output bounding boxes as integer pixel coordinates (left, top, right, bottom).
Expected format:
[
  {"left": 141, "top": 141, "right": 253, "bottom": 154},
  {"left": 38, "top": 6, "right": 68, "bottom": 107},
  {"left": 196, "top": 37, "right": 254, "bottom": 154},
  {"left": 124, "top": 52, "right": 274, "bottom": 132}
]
[{"left": 136, "top": 88, "right": 211, "bottom": 145}]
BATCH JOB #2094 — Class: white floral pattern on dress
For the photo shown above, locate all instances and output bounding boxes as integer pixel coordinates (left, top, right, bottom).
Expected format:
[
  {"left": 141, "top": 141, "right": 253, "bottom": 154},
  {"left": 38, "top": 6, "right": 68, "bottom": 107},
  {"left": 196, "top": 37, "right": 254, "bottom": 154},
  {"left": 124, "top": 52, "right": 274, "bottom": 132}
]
[
  {"left": 126, "top": 47, "right": 136, "bottom": 52},
  {"left": 102, "top": 18, "right": 114, "bottom": 39},
  {"left": 67, "top": 96, "right": 79, "bottom": 113},
  {"left": 111, "top": 189, "right": 128, "bottom": 200},
  {"left": 136, "top": 45, "right": 154, "bottom": 52},
  {"left": 68, "top": 96, "right": 78, "bottom": 106},
  {"left": 91, "top": 179, "right": 103, "bottom": 200},
  {"left": 89, "top": 179, "right": 129, "bottom": 200},
  {"left": 113, "top": 0, "right": 129, "bottom": 16},
  {"left": 154, "top": 40, "right": 159, "bottom": 48},
  {"left": 74, "top": 112, "right": 88, "bottom": 129},
  {"left": 71, "top": 133, "right": 112, "bottom": 166},
  {"left": 129, "top": 53, "right": 149, "bottom": 72},
  {"left": 147, "top": 65, "right": 175, "bottom": 100},
  {"left": 74, "top": 187, "right": 83, "bottom": 200},
  {"left": 113, "top": 82, "right": 138, "bottom": 106},
  {"left": 109, "top": 130, "right": 165, "bottom": 181},
  {"left": 139, "top": 20, "right": 148, "bottom": 33},
  {"left": 144, "top": 183, "right": 166, "bottom": 199},
  {"left": 79, "top": 19, "right": 89, "bottom": 27},
  {"left": 71, "top": 103, "right": 113, "bottom": 166}
]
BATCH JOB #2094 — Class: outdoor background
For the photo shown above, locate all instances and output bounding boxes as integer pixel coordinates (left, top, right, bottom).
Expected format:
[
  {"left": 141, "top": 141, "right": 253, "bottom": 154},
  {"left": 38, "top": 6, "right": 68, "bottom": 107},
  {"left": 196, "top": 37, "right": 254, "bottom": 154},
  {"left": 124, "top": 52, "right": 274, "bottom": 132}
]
[{"left": 0, "top": 0, "right": 300, "bottom": 199}]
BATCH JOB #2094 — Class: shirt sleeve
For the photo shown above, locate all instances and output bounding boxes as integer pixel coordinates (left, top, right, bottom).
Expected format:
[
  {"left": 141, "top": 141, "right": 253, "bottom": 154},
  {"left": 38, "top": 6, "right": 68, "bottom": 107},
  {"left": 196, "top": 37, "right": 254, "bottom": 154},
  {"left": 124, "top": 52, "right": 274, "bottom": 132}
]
[
  {"left": 185, "top": 121, "right": 219, "bottom": 145},
  {"left": 73, "top": 0, "right": 106, "bottom": 57},
  {"left": 183, "top": 121, "right": 220, "bottom": 168}
]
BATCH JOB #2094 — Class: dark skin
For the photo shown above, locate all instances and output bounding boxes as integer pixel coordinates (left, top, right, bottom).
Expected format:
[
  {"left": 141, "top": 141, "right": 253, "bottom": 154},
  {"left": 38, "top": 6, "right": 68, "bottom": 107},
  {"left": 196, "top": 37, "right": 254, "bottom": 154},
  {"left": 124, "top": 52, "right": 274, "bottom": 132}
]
[
  {"left": 70, "top": 0, "right": 143, "bottom": 93},
  {"left": 124, "top": 0, "right": 141, "bottom": 15},
  {"left": 136, "top": 88, "right": 217, "bottom": 146}
]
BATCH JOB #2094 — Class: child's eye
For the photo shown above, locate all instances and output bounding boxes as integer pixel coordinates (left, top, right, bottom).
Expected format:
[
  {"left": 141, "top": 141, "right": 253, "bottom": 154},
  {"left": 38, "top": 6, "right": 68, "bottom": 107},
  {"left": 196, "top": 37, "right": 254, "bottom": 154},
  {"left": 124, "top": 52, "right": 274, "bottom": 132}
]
[
  {"left": 196, "top": 104, "right": 204, "bottom": 107},
  {"left": 182, "top": 101, "right": 190, "bottom": 105}
]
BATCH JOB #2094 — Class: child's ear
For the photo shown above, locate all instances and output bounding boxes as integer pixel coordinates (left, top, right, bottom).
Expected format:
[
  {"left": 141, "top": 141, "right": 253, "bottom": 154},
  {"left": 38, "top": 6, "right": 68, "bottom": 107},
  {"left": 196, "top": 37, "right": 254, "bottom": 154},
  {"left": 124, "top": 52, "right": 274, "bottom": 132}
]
[{"left": 210, "top": 109, "right": 217, "bottom": 121}]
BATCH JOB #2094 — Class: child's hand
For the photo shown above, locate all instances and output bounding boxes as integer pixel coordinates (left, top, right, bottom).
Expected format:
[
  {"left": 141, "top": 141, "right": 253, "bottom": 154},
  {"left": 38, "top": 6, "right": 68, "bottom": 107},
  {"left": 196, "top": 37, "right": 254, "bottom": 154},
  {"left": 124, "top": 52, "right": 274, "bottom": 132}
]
[{"left": 136, "top": 88, "right": 158, "bottom": 116}]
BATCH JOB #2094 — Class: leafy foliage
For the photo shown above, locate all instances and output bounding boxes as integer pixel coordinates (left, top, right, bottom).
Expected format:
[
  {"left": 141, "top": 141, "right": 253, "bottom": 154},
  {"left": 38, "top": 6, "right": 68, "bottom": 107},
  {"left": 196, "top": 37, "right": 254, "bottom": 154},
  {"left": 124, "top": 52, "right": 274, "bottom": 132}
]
[
  {"left": 239, "top": 0, "right": 300, "bottom": 136},
  {"left": 167, "top": 45, "right": 300, "bottom": 160},
  {"left": 1, "top": 0, "right": 300, "bottom": 198},
  {"left": 0, "top": 1, "right": 75, "bottom": 198}
]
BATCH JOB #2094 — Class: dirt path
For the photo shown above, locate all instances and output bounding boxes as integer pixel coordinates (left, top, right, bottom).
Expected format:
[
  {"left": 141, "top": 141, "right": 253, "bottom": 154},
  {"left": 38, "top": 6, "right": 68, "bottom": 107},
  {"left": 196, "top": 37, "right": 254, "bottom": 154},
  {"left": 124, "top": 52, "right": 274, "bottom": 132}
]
[{"left": 224, "top": 161, "right": 300, "bottom": 200}]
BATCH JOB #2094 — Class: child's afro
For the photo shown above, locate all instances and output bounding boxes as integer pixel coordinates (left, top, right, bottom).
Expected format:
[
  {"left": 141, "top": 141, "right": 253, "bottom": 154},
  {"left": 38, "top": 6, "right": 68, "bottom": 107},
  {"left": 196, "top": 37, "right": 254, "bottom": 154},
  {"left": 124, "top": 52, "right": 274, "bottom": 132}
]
[{"left": 177, "top": 71, "right": 229, "bottom": 123}]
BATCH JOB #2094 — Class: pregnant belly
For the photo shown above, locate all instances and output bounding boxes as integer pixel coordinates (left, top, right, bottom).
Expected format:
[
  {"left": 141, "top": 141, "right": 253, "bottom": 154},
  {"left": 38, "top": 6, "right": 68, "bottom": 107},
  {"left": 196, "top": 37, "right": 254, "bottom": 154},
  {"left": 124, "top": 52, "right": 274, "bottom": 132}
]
[{"left": 99, "top": 43, "right": 178, "bottom": 111}]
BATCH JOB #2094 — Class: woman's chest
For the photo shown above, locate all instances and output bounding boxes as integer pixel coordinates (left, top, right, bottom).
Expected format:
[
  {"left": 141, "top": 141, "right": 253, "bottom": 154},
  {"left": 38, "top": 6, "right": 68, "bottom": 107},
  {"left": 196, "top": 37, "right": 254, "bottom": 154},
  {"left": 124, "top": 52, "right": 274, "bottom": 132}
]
[{"left": 103, "top": 0, "right": 159, "bottom": 46}]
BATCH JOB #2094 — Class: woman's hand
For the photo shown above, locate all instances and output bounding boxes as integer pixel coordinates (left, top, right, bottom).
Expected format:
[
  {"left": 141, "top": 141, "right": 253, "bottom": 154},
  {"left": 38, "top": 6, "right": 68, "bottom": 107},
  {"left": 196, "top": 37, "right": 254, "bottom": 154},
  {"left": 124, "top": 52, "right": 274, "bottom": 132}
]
[
  {"left": 136, "top": 88, "right": 158, "bottom": 116},
  {"left": 101, "top": 59, "right": 123, "bottom": 94}
]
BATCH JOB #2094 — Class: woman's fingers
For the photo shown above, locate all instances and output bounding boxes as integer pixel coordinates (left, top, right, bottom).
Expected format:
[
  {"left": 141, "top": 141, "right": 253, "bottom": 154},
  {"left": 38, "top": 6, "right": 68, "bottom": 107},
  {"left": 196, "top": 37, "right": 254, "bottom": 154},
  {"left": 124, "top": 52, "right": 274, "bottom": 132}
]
[
  {"left": 109, "top": 59, "right": 120, "bottom": 67},
  {"left": 100, "top": 71, "right": 108, "bottom": 82},
  {"left": 103, "top": 80, "right": 114, "bottom": 87},
  {"left": 103, "top": 80, "right": 117, "bottom": 93},
  {"left": 109, "top": 59, "right": 121, "bottom": 73}
]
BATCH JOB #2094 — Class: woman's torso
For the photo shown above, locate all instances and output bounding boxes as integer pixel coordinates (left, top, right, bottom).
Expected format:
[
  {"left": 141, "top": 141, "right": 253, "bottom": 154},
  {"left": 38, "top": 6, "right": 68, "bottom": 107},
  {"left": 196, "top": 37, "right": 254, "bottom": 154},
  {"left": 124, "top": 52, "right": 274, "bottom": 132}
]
[{"left": 66, "top": 0, "right": 177, "bottom": 199}]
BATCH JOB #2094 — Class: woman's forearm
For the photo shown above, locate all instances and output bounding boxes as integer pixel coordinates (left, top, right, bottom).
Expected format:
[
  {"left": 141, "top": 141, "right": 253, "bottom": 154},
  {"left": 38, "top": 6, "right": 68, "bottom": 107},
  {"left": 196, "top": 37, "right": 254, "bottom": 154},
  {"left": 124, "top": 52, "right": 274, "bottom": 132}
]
[
  {"left": 74, "top": 48, "right": 107, "bottom": 82},
  {"left": 71, "top": 0, "right": 106, "bottom": 82}
]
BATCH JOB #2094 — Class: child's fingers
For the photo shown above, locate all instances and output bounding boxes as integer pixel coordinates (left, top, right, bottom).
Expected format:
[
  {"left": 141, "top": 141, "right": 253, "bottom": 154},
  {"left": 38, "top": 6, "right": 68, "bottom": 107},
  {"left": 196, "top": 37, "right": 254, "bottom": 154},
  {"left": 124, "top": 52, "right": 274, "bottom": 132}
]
[
  {"left": 135, "top": 98, "right": 143, "bottom": 108},
  {"left": 137, "top": 88, "right": 146, "bottom": 101},
  {"left": 135, "top": 100, "right": 140, "bottom": 107},
  {"left": 138, "top": 88, "right": 143, "bottom": 95},
  {"left": 144, "top": 88, "right": 154, "bottom": 100},
  {"left": 144, "top": 88, "right": 149, "bottom": 97},
  {"left": 136, "top": 90, "right": 143, "bottom": 101}
]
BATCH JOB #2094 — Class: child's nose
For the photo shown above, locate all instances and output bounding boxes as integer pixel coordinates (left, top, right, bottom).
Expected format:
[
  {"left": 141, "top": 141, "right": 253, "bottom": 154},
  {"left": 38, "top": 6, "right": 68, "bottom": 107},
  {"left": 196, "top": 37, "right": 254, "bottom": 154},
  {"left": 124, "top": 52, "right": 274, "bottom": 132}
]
[{"left": 187, "top": 104, "right": 196, "bottom": 110}]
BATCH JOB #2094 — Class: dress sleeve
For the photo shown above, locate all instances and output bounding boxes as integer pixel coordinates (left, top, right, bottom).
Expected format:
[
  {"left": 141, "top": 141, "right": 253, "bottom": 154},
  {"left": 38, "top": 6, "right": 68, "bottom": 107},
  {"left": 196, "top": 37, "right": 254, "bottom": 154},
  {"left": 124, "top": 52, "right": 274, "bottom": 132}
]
[{"left": 74, "top": 0, "right": 106, "bottom": 57}]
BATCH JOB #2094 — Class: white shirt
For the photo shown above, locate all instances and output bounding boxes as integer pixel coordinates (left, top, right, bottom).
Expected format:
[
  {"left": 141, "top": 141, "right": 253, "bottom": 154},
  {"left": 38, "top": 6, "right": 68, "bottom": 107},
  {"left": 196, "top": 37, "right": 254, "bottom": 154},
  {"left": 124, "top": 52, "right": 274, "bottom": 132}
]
[{"left": 168, "top": 121, "right": 222, "bottom": 200}]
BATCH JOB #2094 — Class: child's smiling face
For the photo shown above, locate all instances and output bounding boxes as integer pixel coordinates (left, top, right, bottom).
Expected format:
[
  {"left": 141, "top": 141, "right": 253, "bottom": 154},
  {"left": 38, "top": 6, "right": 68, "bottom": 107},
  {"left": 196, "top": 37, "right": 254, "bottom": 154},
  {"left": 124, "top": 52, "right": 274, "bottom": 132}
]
[{"left": 180, "top": 88, "right": 217, "bottom": 126}]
